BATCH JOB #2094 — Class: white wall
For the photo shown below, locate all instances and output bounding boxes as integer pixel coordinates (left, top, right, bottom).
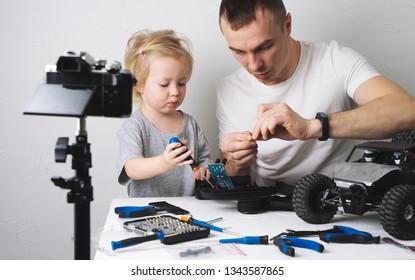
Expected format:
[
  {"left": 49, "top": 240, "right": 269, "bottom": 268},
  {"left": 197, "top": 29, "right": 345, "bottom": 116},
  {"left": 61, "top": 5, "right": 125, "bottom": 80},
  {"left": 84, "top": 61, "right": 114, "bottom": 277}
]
[{"left": 0, "top": 0, "right": 414, "bottom": 259}]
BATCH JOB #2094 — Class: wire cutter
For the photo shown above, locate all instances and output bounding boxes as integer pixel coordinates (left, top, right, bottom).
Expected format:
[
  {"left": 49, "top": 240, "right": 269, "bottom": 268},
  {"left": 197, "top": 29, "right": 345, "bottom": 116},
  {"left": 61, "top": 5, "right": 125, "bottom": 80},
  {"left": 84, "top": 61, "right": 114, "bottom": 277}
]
[
  {"left": 286, "top": 225, "right": 380, "bottom": 244},
  {"left": 271, "top": 234, "right": 324, "bottom": 257}
]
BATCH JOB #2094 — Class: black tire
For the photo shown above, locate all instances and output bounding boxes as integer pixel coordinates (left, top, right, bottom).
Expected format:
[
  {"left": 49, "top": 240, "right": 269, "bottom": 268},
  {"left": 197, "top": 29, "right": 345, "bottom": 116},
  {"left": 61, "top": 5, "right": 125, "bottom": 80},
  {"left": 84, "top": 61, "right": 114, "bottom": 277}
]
[
  {"left": 391, "top": 131, "right": 415, "bottom": 144},
  {"left": 380, "top": 185, "right": 415, "bottom": 240},
  {"left": 293, "top": 174, "right": 337, "bottom": 224}
]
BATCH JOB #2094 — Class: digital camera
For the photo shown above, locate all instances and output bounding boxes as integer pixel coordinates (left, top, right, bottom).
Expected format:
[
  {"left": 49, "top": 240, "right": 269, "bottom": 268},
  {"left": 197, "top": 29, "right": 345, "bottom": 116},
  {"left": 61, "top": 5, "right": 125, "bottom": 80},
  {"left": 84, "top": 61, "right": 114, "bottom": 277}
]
[
  {"left": 25, "top": 51, "right": 134, "bottom": 118},
  {"left": 48, "top": 51, "right": 133, "bottom": 117}
]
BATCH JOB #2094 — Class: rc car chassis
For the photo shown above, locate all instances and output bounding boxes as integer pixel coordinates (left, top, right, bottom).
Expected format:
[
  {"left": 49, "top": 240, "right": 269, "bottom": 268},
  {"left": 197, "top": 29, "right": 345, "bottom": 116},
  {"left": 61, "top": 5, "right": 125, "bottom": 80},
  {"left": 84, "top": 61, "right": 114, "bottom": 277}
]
[{"left": 292, "top": 134, "right": 415, "bottom": 240}]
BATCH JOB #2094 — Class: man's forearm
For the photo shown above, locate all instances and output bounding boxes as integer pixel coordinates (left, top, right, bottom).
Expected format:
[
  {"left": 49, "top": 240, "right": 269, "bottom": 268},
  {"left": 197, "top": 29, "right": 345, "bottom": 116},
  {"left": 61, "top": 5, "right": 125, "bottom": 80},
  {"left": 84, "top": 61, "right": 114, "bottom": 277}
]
[
  {"left": 328, "top": 93, "right": 415, "bottom": 140},
  {"left": 325, "top": 76, "right": 415, "bottom": 140}
]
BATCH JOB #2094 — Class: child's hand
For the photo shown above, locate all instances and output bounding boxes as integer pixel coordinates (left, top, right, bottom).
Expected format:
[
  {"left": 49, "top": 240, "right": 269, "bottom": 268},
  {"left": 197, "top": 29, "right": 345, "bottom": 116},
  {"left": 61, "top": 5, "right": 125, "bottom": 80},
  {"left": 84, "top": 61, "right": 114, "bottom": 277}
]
[
  {"left": 194, "top": 167, "right": 211, "bottom": 181},
  {"left": 163, "top": 139, "right": 194, "bottom": 169}
]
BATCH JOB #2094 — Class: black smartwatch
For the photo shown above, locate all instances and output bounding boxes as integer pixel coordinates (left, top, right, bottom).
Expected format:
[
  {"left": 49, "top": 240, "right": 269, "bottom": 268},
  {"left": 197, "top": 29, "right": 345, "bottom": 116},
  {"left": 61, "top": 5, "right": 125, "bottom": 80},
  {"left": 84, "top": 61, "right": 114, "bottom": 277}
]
[{"left": 315, "top": 112, "right": 329, "bottom": 141}]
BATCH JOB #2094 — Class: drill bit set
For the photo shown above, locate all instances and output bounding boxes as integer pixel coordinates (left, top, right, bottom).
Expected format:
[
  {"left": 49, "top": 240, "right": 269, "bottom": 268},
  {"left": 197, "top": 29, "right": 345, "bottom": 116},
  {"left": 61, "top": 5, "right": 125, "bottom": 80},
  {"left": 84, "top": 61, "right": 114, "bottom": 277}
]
[{"left": 112, "top": 215, "right": 210, "bottom": 250}]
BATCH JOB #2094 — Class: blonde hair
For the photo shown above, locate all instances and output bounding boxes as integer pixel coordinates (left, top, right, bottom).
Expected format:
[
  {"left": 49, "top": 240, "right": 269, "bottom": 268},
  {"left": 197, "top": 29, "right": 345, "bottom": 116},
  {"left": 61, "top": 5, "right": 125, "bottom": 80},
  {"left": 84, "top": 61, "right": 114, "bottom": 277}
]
[{"left": 124, "top": 29, "right": 194, "bottom": 104}]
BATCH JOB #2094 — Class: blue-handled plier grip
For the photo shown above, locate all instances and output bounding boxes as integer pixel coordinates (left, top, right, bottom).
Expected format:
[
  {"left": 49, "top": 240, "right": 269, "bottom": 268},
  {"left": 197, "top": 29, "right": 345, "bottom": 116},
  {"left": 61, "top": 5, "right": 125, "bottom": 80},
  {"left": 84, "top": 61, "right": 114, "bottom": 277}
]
[
  {"left": 319, "top": 225, "right": 380, "bottom": 244},
  {"left": 114, "top": 206, "right": 157, "bottom": 218},
  {"left": 285, "top": 225, "right": 380, "bottom": 244},
  {"left": 112, "top": 231, "right": 164, "bottom": 250},
  {"left": 273, "top": 237, "right": 324, "bottom": 257}
]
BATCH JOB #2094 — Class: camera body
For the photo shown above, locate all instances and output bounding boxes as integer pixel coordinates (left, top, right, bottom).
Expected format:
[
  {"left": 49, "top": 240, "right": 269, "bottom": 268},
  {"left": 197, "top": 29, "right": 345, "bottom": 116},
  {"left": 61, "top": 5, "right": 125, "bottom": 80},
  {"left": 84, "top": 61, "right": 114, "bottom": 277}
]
[{"left": 45, "top": 51, "right": 133, "bottom": 117}]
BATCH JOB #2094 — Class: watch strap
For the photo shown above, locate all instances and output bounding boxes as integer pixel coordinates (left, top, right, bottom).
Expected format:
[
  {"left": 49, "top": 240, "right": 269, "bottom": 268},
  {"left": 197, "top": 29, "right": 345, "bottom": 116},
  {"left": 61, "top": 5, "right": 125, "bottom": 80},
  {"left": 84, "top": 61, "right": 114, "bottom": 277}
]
[{"left": 315, "top": 112, "right": 329, "bottom": 141}]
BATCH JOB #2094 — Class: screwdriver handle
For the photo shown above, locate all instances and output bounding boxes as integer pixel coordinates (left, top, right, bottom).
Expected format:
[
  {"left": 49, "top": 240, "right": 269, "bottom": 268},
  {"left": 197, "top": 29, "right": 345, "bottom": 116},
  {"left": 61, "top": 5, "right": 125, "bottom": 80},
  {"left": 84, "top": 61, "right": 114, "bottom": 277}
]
[
  {"left": 169, "top": 137, "right": 199, "bottom": 170},
  {"left": 180, "top": 216, "right": 222, "bottom": 232},
  {"left": 219, "top": 235, "right": 269, "bottom": 245}
]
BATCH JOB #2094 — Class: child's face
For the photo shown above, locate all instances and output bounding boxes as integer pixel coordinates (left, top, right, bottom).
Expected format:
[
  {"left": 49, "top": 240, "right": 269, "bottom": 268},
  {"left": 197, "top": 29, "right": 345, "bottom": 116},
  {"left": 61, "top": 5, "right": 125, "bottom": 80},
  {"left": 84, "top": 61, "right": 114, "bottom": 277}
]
[{"left": 140, "top": 56, "right": 188, "bottom": 114}]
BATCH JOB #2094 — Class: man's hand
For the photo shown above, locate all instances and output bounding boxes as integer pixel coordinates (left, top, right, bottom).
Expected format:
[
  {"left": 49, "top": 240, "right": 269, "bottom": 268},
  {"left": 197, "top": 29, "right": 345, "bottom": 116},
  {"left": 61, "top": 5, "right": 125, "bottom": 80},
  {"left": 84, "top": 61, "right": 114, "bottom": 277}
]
[
  {"left": 220, "top": 132, "right": 258, "bottom": 176},
  {"left": 252, "top": 102, "right": 317, "bottom": 141}
]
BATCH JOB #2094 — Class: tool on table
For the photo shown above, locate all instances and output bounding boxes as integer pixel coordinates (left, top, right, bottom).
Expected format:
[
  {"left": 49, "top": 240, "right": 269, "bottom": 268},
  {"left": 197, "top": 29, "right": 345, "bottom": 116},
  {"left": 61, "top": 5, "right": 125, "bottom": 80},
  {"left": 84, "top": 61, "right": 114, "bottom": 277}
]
[
  {"left": 219, "top": 235, "right": 269, "bottom": 245},
  {"left": 169, "top": 137, "right": 217, "bottom": 189},
  {"left": 206, "top": 217, "right": 223, "bottom": 224},
  {"left": 285, "top": 225, "right": 380, "bottom": 244},
  {"left": 148, "top": 200, "right": 189, "bottom": 214},
  {"left": 382, "top": 237, "right": 415, "bottom": 253},
  {"left": 112, "top": 231, "right": 164, "bottom": 250},
  {"left": 271, "top": 234, "right": 324, "bottom": 257},
  {"left": 115, "top": 206, "right": 156, "bottom": 218},
  {"left": 111, "top": 215, "right": 210, "bottom": 250},
  {"left": 179, "top": 246, "right": 212, "bottom": 257},
  {"left": 181, "top": 216, "right": 240, "bottom": 236},
  {"left": 114, "top": 201, "right": 189, "bottom": 218}
]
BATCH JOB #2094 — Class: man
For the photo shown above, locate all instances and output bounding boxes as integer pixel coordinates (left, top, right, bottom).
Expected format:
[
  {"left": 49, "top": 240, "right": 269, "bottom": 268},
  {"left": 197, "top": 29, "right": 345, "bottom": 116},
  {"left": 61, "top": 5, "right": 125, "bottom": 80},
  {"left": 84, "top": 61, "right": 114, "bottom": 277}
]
[{"left": 217, "top": 0, "right": 415, "bottom": 187}]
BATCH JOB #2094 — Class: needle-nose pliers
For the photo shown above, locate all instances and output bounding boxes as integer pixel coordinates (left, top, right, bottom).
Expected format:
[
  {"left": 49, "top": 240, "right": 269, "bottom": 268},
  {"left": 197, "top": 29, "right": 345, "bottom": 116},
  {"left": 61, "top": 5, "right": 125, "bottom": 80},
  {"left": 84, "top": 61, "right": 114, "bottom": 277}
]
[{"left": 271, "top": 234, "right": 324, "bottom": 257}]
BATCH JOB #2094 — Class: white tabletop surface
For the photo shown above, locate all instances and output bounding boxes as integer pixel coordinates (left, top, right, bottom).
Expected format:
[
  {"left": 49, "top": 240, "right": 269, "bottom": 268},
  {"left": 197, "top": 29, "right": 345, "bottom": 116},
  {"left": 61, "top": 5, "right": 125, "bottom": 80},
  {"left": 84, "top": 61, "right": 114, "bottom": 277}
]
[{"left": 93, "top": 196, "right": 415, "bottom": 260}]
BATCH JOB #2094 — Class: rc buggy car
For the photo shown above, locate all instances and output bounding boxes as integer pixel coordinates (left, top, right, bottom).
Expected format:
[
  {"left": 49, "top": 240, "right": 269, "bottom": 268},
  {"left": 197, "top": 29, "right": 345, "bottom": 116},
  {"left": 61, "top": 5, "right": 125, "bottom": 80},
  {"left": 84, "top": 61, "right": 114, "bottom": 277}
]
[{"left": 292, "top": 136, "right": 415, "bottom": 240}]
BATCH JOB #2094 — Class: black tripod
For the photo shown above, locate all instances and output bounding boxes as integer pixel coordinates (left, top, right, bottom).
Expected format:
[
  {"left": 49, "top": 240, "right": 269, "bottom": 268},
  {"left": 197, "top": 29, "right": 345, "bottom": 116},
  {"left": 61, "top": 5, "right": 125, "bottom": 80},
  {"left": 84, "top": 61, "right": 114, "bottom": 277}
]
[{"left": 51, "top": 117, "right": 93, "bottom": 260}]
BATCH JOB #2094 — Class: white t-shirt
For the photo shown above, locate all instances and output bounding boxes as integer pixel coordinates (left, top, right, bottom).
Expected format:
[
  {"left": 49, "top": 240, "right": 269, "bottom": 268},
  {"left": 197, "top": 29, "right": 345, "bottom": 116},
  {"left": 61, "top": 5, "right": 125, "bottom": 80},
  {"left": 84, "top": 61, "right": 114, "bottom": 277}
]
[{"left": 216, "top": 40, "right": 380, "bottom": 186}]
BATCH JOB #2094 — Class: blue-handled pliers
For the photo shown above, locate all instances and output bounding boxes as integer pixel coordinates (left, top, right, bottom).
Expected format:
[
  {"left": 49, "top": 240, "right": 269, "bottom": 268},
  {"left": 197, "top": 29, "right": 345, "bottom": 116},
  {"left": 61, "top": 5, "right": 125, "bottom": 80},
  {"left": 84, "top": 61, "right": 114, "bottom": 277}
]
[
  {"left": 319, "top": 225, "right": 380, "bottom": 244},
  {"left": 286, "top": 225, "right": 380, "bottom": 244},
  {"left": 114, "top": 206, "right": 157, "bottom": 218},
  {"left": 271, "top": 235, "right": 324, "bottom": 257},
  {"left": 112, "top": 231, "right": 164, "bottom": 250}
]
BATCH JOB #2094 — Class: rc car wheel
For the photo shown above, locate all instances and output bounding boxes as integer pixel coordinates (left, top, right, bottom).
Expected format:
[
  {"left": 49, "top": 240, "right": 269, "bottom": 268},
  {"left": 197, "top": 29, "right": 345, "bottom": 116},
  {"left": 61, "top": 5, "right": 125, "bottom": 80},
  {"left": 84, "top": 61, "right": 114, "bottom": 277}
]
[
  {"left": 292, "top": 173, "right": 337, "bottom": 224},
  {"left": 380, "top": 184, "right": 415, "bottom": 240}
]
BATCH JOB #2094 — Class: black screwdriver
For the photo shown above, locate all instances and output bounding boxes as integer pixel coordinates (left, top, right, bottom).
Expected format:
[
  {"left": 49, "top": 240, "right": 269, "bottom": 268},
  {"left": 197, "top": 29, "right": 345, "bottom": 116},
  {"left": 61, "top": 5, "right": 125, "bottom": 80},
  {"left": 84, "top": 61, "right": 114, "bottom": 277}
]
[{"left": 169, "top": 137, "right": 216, "bottom": 189}]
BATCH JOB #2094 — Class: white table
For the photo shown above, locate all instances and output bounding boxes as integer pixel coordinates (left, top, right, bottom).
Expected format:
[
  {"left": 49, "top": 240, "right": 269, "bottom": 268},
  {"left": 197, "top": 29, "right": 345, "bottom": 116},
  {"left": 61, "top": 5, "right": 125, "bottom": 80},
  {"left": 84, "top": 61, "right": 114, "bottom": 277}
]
[{"left": 94, "top": 196, "right": 415, "bottom": 260}]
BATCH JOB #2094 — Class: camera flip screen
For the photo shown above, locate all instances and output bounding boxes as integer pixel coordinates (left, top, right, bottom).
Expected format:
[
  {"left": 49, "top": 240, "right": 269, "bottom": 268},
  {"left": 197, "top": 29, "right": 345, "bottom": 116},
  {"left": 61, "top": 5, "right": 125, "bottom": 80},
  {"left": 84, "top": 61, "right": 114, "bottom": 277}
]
[{"left": 24, "top": 84, "right": 94, "bottom": 117}]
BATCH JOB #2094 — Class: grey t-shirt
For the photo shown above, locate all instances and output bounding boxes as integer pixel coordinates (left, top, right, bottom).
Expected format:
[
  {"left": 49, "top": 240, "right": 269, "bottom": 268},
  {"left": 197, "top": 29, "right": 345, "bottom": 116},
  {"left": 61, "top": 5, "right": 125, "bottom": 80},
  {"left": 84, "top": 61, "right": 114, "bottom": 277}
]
[{"left": 116, "top": 109, "right": 211, "bottom": 197}]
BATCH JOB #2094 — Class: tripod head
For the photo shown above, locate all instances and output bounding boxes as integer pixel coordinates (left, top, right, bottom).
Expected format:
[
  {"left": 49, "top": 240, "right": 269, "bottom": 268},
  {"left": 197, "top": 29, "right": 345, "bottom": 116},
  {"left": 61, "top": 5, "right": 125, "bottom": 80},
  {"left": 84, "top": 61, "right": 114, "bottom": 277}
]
[{"left": 52, "top": 118, "right": 93, "bottom": 205}]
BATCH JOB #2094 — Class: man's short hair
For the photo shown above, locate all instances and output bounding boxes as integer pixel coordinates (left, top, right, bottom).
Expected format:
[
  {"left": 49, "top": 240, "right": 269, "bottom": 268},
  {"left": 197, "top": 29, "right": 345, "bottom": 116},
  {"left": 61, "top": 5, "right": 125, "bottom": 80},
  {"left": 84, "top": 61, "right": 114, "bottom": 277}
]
[{"left": 219, "top": 0, "right": 287, "bottom": 30}]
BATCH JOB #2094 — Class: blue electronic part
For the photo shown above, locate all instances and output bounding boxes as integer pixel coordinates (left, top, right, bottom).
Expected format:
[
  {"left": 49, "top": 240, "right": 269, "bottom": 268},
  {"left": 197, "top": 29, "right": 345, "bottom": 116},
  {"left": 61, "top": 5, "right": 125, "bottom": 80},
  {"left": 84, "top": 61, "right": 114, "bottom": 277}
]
[{"left": 208, "top": 163, "right": 234, "bottom": 189}]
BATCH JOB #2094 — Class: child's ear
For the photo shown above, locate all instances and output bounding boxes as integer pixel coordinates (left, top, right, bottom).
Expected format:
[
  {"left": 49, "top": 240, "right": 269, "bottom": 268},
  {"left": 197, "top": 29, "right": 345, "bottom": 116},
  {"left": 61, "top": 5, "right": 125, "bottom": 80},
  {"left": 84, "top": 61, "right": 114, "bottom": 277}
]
[{"left": 135, "top": 83, "right": 144, "bottom": 94}]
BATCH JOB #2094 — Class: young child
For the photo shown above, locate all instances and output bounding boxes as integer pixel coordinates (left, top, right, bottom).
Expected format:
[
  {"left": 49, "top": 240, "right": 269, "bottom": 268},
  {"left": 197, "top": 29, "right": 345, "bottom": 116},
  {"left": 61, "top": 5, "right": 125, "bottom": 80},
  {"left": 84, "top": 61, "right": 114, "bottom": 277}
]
[{"left": 117, "top": 29, "right": 211, "bottom": 197}]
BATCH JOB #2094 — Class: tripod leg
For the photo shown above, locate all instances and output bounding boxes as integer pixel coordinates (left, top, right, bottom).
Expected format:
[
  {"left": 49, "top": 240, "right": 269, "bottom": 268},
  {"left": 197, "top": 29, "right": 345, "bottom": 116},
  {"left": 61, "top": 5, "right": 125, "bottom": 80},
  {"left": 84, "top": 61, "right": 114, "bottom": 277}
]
[{"left": 74, "top": 199, "right": 90, "bottom": 260}]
